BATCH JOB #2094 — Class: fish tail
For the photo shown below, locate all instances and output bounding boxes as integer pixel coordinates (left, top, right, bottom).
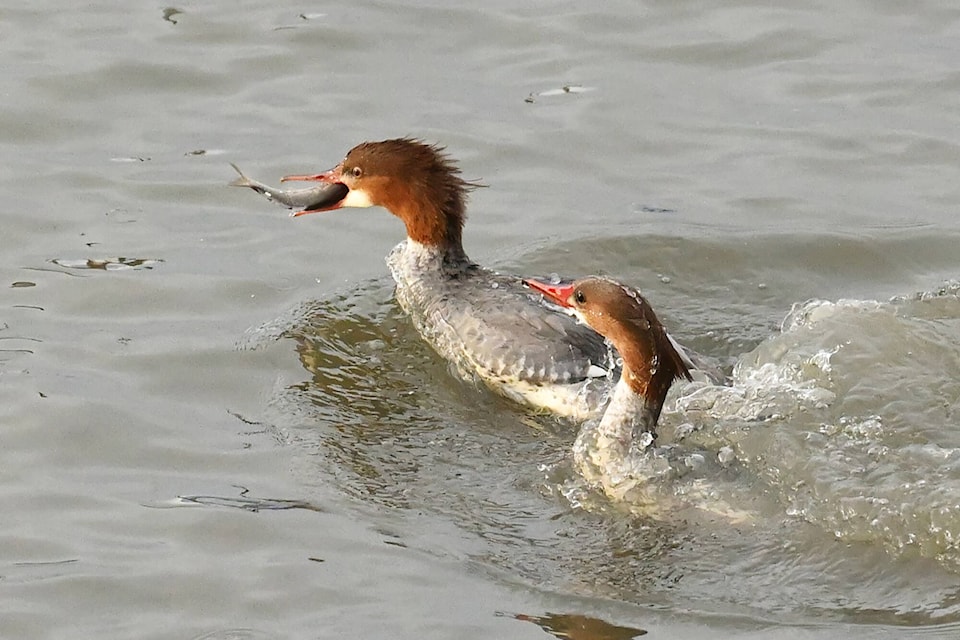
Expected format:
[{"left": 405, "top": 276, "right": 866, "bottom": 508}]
[{"left": 228, "top": 163, "right": 255, "bottom": 188}]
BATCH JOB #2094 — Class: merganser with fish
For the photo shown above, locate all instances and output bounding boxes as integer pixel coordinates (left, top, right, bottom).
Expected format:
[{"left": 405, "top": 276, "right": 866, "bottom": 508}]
[{"left": 234, "top": 138, "right": 697, "bottom": 420}]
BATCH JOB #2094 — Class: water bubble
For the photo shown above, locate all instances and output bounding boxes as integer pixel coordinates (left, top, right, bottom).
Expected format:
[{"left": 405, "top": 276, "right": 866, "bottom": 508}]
[
  {"left": 490, "top": 282, "right": 499, "bottom": 289},
  {"left": 717, "top": 446, "right": 735, "bottom": 466},
  {"left": 674, "top": 423, "right": 696, "bottom": 440},
  {"left": 683, "top": 453, "right": 705, "bottom": 471},
  {"left": 636, "top": 431, "right": 655, "bottom": 450},
  {"left": 548, "top": 273, "right": 561, "bottom": 285}
]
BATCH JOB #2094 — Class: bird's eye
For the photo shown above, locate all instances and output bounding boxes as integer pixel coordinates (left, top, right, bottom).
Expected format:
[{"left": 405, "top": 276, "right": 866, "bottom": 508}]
[
  {"left": 574, "top": 290, "right": 586, "bottom": 304},
  {"left": 351, "top": 166, "right": 363, "bottom": 178}
]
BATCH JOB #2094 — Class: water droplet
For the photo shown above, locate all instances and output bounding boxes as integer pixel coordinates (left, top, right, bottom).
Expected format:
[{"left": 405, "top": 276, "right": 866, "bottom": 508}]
[
  {"left": 490, "top": 282, "right": 499, "bottom": 289},
  {"left": 548, "top": 273, "right": 561, "bottom": 285}
]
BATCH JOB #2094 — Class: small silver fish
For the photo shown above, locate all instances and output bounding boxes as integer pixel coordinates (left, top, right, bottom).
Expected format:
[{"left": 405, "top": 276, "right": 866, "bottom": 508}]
[{"left": 228, "top": 163, "right": 346, "bottom": 213}]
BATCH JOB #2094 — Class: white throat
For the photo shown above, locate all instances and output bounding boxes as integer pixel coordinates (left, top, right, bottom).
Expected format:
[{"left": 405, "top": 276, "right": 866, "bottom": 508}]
[{"left": 341, "top": 187, "right": 374, "bottom": 208}]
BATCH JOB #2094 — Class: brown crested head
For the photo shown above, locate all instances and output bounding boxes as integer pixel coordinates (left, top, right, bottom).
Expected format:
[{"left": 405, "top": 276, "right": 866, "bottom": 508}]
[
  {"left": 525, "top": 276, "right": 692, "bottom": 420},
  {"left": 294, "top": 138, "right": 481, "bottom": 255}
]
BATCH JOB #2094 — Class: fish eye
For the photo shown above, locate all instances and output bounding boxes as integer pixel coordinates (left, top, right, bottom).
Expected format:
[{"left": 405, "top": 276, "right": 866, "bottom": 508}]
[
  {"left": 351, "top": 166, "right": 363, "bottom": 178},
  {"left": 574, "top": 290, "right": 586, "bottom": 304}
]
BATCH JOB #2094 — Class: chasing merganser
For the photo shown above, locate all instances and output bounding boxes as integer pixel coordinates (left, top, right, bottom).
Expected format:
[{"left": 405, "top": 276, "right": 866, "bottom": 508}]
[
  {"left": 278, "top": 138, "right": 690, "bottom": 420},
  {"left": 524, "top": 276, "right": 693, "bottom": 499}
]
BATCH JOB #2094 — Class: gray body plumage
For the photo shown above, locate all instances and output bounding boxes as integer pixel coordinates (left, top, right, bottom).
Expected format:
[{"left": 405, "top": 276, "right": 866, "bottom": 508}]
[{"left": 387, "top": 240, "right": 620, "bottom": 420}]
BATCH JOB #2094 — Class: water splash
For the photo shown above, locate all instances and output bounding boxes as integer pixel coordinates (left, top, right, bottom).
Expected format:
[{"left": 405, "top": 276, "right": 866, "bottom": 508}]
[{"left": 660, "top": 288, "right": 960, "bottom": 568}]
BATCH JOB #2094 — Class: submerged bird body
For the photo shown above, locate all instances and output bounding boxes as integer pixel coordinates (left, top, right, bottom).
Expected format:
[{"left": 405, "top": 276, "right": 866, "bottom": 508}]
[{"left": 524, "top": 277, "right": 693, "bottom": 495}]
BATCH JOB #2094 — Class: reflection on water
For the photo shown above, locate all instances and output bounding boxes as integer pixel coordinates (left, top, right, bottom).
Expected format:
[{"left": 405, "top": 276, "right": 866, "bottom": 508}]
[
  {"left": 509, "top": 611, "right": 646, "bottom": 639},
  {"left": 190, "top": 629, "right": 279, "bottom": 640},
  {"left": 147, "top": 488, "right": 324, "bottom": 513},
  {"left": 51, "top": 257, "right": 163, "bottom": 271},
  {"left": 251, "top": 248, "right": 960, "bottom": 626}
]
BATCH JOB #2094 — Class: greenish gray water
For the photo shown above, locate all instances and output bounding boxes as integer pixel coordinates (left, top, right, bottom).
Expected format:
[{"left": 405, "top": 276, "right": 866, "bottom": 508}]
[{"left": 3, "top": 2, "right": 960, "bottom": 638}]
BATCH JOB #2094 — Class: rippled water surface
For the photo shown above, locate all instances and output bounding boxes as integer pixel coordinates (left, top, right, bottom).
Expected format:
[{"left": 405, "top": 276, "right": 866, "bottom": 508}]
[{"left": 4, "top": 1, "right": 960, "bottom": 638}]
